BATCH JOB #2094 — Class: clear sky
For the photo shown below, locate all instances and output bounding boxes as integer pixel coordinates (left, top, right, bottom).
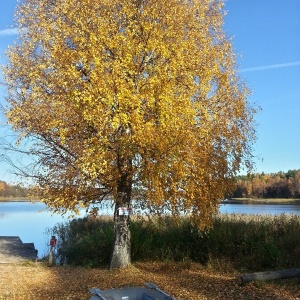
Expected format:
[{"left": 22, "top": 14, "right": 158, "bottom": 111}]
[
  {"left": 0, "top": 0, "right": 299, "bottom": 182},
  {"left": 223, "top": 0, "right": 300, "bottom": 174}
]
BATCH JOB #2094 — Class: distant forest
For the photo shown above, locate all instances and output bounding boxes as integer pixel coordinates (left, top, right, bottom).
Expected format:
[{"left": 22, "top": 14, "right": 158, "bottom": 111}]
[
  {"left": 0, "top": 181, "right": 30, "bottom": 198},
  {"left": 232, "top": 169, "right": 300, "bottom": 199},
  {"left": 1, "top": 169, "right": 300, "bottom": 199}
]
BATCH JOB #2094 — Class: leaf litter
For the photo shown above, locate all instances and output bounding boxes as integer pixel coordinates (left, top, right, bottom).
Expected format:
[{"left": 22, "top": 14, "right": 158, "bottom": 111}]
[{"left": 0, "top": 262, "right": 300, "bottom": 299}]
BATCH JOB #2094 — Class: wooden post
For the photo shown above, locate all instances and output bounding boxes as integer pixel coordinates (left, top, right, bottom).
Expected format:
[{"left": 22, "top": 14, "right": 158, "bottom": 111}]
[
  {"left": 48, "top": 236, "right": 57, "bottom": 266},
  {"left": 240, "top": 268, "right": 300, "bottom": 283},
  {"left": 48, "top": 245, "right": 55, "bottom": 266}
]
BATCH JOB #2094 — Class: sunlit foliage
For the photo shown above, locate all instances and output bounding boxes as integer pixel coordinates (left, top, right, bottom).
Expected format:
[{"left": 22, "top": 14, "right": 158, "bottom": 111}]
[
  {"left": 3, "top": 0, "right": 257, "bottom": 229},
  {"left": 233, "top": 170, "right": 300, "bottom": 198}
]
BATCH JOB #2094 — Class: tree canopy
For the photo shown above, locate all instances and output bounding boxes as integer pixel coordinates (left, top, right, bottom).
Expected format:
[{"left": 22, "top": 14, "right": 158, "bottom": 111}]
[{"left": 3, "top": 0, "right": 257, "bottom": 268}]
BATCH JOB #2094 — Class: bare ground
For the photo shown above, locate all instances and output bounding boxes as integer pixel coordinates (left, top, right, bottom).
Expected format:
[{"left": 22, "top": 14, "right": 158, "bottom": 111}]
[{"left": 0, "top": 261, "right": 300, "bottom": 299}]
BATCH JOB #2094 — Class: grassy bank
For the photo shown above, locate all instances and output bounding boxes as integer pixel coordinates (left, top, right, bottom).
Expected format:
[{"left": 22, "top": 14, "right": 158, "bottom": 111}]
[
  {"left": 50, "top": 214, "right": 300, "bottom": 272},
  {"left": 2, "top": 214, "right": 300, "bottom": 299},
  {"left": 0, "top": 197, "right": 32, "bottom": 202},
  {"left": 229, "top": 198, "right": 300, "bottom": 204}
]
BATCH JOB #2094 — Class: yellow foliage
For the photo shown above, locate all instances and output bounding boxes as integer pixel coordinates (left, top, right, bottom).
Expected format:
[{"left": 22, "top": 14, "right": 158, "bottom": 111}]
[{"left": 3, "top": 0, "right": 257, "bottom": 229}]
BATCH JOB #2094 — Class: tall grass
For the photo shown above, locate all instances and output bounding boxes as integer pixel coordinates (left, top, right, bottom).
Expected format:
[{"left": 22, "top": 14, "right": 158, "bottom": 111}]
[
  {"left": 207, "top": 214, "right": 300, "bottom": 271},
  {"left": 49, "top": 214, "right": 300, "bottom": 271}
]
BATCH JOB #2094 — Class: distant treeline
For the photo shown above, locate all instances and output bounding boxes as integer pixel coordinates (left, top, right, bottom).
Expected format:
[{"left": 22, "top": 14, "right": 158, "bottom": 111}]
[
  {"left": 0, "top": 181, "right": 30, "bottom": 198},
  {"left": 2, "top": 169, "right": 300, "bottom": 199},
  {"left": 232, "top": 169, "right": 300, "bottom": 199}
]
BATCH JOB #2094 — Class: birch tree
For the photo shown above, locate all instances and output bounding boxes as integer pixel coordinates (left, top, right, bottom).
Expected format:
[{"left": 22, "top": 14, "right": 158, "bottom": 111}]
[{"left": 3, "top": 0, "right": 257, "bottom": 269}]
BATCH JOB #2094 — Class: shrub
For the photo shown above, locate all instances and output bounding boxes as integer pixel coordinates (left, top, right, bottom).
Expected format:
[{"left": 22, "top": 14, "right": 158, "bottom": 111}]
[
  {"left": 50, "top": 217, "right": 114, "bottom": 266},
  {"left": 49, "top": 214, "right": 300, "bottom": 271}
]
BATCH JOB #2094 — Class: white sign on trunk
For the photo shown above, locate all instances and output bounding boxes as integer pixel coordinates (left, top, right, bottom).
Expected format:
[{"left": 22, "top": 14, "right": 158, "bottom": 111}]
[{"left": 117, "top": 207, "right": 133, "bottom": 216}]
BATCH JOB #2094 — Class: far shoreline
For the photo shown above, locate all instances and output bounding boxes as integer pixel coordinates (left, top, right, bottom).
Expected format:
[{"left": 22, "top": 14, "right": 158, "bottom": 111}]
[
  {"left": 225, "top": 198, "right": 300, "bottom": 204},
  {"left": 0, "top": 197, "right": 36, "bottom": 202},
  {"left": 1, "top": 197, "right": 300, "bottom": 205}
]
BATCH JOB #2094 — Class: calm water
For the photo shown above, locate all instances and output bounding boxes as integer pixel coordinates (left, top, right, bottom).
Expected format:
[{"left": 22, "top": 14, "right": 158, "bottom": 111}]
[
  {"left": 219, "top": 203, "right": 300, "bottom": 215},
  {"left": 1, "top": 201, "right": 300, "bottom": 258},
  {"left": 0, "top": 202, "right": 78, "bottom": 257}
]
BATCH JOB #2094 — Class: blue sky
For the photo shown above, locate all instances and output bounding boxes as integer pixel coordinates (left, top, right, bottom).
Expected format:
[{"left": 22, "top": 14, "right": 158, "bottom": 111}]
[
  {"left": 0, "top": 0, "right": 299, "bottom": 182},
  {"left": 223, "top": 0, "right": 300, "bottom": 174}
]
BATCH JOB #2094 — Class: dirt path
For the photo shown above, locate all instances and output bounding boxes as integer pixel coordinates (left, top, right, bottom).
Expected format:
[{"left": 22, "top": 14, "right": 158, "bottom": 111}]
[{"left": 0, "top": 262, "right": 300, "bottom": 299}]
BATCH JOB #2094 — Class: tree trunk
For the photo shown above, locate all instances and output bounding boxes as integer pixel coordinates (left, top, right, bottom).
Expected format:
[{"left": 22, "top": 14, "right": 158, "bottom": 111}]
[
  {"left": 240, "top": 268, "right": 300, "bottom": 283},
  {"left": 109, "top": 171, "right": 132, "bottom": 270}
]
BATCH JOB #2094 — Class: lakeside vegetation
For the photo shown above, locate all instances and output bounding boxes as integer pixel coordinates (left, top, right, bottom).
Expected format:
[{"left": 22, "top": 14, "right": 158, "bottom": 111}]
[
  {"left": 227, "top": 198, "right": 300, "bottom": 204},
  {"left": 50, "top": 213, "right": 300, "bottom": 272},
  {"left": 0, "top": 197, "right": 31, "bottom": 202}
]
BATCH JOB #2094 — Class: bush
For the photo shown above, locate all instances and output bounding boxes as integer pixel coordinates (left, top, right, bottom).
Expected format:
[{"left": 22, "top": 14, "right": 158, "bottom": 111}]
[
  {"left": 51, "top": 217, "right": 114, "bottom": 266},
  {"left": 49, "top": 214, "right": 300, "bottom": 271}
]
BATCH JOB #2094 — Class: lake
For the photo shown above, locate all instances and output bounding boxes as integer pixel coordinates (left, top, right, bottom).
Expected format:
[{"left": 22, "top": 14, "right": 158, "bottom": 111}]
[
  {"left": 1, "top": 200, "right": 300, "bottom": 258},
  {"left": 219, "top": 202, "right": 300, "bottom": 215}
]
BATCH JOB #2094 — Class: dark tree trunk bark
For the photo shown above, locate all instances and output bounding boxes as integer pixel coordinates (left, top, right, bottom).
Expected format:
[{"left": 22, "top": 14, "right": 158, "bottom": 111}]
[{"left": 109, "top": 165, "right": 132, "bottom": 270}]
